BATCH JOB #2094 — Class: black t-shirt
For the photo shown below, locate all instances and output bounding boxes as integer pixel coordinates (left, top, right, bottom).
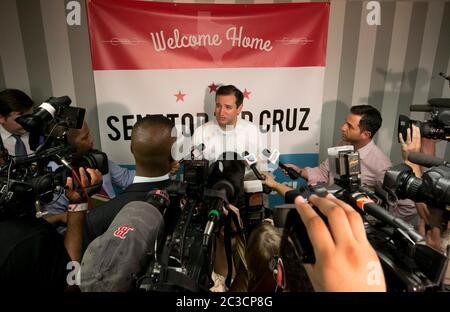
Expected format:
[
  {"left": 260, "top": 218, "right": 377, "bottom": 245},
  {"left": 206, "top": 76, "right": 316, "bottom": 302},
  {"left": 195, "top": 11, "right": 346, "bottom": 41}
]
[{"left": 0, "top": 217, "right": 71, "bottom": 290}]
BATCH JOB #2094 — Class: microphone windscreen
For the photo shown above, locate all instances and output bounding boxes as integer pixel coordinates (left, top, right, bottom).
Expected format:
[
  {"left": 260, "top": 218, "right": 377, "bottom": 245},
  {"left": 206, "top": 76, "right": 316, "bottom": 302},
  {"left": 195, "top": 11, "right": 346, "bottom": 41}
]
[
  {"left": 46, "top": 96, "right": 72, "bottom": 107},
  {"left": 197, "top": 143, "right": 206, "bottom": 152},
  {"left": 81, "top": 201, "right": 164, "bottom": 292},
  {"left": 262, "top": 149, "right": 271, "bottom": 157},
  {"left": 208, "top": 152, "right": 245, "bottom": 202},
  {"left": 409, "top": 105, "right": 433, "bottom": 112},
  {"left": 407, "top": 152, "right": 444, "bottom": 167}
]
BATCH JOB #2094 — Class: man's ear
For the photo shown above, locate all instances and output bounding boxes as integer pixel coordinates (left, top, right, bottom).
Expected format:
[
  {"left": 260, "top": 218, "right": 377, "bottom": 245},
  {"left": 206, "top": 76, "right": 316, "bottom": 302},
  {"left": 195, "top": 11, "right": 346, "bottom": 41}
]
[
  {"left": 362, "top": 130, "right": 372, "bottom": 139},
  {"left": 0, "top": 114, "right": 6, "bottom": 125},
  {"left": 237, "top": 104, "right": 243, "bottom": 114},
  {"left": 130, "top": 143, "right": 134, "bottom": 155}
]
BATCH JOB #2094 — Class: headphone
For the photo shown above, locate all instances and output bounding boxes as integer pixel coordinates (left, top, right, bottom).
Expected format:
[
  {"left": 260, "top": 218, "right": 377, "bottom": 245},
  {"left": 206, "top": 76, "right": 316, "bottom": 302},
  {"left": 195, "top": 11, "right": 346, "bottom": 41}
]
[{"left": 269, "top": 256, "right": 285, "bottom": 290}]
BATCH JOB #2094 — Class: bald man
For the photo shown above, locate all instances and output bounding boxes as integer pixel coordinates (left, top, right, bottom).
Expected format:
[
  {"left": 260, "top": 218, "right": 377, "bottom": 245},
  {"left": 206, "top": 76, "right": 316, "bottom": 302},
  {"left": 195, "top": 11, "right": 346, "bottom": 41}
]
[{"left": 83, "top": 115, "right": 176, "bottom": 246}]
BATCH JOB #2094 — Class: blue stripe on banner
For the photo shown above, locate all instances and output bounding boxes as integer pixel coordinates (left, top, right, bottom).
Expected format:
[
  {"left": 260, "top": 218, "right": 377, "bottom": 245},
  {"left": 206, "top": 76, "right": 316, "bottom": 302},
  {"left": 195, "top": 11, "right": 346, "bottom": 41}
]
[{"left": 118, "top": 152, "right": 320, "bottom": 209}]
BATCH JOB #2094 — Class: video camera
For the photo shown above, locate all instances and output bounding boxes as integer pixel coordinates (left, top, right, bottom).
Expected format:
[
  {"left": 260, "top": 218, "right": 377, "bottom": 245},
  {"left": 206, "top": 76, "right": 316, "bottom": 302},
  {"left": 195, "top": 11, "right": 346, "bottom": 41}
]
[
  {"left": 274, "top": 149, "right": 449, "bottom": 292},
  {"left": 0, "top": 96, "right": 107, "bottom": 220},
  {"left": 138, "top": 150, "right": 248, "bottom": 292},
  {"left": 384, "top": 163, "right": 450, "bottom": 210},
  {"left": 398, "top": 72, "right": 450, "bottom": 141},
  {"left": 383, "top": 155, "right": 450, "bottom": 229},
  {"left": 16, "top": 96, "right": 85, "bottom": 133}
]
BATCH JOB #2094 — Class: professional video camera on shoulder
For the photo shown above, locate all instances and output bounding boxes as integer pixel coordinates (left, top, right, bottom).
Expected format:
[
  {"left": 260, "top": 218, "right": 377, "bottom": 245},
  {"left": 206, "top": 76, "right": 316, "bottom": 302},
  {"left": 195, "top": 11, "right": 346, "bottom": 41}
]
[
  {"left": 398, "top": 72, "right": 450, "bottom": 142},
  {"left": 0, "top": 96, "right": 107, "bottom": 220},
  {"left": 383, "top": 152, "right": 450, "bottom": 229},
  {"left": 17, "top": 96, "right": 85, "bottom": 135}
]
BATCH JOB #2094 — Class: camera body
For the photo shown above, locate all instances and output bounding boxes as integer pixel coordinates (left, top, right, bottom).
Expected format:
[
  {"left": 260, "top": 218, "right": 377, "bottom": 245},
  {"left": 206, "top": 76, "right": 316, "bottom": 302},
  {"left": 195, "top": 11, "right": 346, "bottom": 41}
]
[
  {"left": 241, "top": 180, "right": 266, "bottom": 237},
  {"left": 0, "top": 96, "right": 107, "bottom": 220},
  {"left": 273, "top": 150, "right": 449, "bottom": 291},
  {"left": 139, "top": 154, "right": 252, "bottom": 292},
  {"left": 398, "top": 98, "right": 450, "bottom": 141},
  {"left": 16, "top": 96, "right": 85, "bottom": 133},
  {"left": 383, "top": 163, "right": 450, "bottom": 228}
]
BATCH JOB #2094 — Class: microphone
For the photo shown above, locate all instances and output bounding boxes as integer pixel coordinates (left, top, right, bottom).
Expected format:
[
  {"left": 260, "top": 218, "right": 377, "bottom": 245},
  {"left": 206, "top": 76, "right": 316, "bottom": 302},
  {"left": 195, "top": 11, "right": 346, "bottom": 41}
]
[
  {"left": 407, "top": 152, "right": 449, "bottom": 168},
  {"left": 204, "top": 156, "right": 244, "bottom": 247},
  {"left": 191, "top": 143, "right": 205, "bottom": 159},
  {"left": 262, "top": 149, "right": 302, "bottom": 180},
  {"left": 179, "top": 143, "right": 205, "bottom": 164},
  {"left": 242, "top": 151, "right": 263, "bottom": 180},
  {"left": 145, "top": 189, "right": 171, "bottom": 215},
  {"left": 349, "top": 192, "right": 423, "bottom": 242},
  {"left": 242, "top": 151, "right": 272, "bottom": 194},
  {"left": 203, "top": 181, "right": 233, "bottom": 247},
  {"left": 409, "top": 105, "right": 434, "bottom": 112},
  {"left": 203, "top": 206, "right": 221, "bottom": 247}
]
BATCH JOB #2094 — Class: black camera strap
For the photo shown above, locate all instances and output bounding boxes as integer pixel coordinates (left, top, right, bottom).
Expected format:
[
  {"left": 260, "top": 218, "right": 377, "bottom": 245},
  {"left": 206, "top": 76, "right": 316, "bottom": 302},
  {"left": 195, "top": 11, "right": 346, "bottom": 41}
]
[
  {"left": 224, "top": 210, "right": 233, "bottom": 288},
  {"left": 223, "top": 204, "right": 244, "bottom": 289}
]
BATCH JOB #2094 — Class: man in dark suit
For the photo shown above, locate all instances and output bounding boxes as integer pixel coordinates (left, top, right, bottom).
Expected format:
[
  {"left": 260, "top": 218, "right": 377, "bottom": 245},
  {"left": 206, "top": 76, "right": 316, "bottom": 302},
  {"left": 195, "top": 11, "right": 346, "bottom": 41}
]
[
  {"left": 0, "top": 89, "right": 35, "bottom": 162},
  {"left": 83, "top": 115, "right": 176, "bottom": 246}
]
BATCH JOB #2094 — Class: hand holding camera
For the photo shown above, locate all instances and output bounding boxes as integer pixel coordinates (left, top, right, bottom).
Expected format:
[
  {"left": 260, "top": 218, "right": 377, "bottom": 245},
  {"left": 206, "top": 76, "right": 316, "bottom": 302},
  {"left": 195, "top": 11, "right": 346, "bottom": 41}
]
[
  {"left": 294, "top": 194, "right": 386, "bottom": 292},
  {"left": 65, "top": 167, "right": 103, "bottom": 205}
]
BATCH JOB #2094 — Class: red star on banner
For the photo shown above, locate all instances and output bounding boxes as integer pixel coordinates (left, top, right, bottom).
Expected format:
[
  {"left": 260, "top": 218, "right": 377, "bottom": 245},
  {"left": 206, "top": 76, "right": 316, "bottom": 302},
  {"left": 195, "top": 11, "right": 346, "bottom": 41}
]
[
  {"left": 208, "top": 82, "right": 218, "bottom": 93},
  {"left": 243, "top": 88, "right": 251, "bottom": 99},
  {"left": 174, "top": 90, "right": 186, "bottom": 102}
]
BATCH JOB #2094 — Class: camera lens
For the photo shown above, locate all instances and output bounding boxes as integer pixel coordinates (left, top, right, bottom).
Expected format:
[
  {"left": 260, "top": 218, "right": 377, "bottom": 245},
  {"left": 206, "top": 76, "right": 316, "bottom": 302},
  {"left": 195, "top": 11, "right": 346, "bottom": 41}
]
[
  {"left": 384, "top": 163, "right": 422, "bottom": 202},
  {"left": 399, "top": 173, "right": 422, "bottom": 201}
]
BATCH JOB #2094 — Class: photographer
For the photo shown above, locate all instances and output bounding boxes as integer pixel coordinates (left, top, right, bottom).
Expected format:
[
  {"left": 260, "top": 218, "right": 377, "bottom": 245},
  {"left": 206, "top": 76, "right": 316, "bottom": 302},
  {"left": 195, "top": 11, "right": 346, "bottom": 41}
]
[
  {"left": 0, "top": 167, "right": 102, "bottom": 290},
  {"left": 0, "top": 89, "right": 35, "bottom": 161},
  {"left": 398, "top": 125, "right": 429, "bottom": 224},
  {"left": 44, "top": 121, "right": 135, "bottom": 229},
  {"left": 399, "top": 124, "right": 450, "bottom": 255},
  {"left": 65, "top": 121, "right": 135, "bottom": 200}
]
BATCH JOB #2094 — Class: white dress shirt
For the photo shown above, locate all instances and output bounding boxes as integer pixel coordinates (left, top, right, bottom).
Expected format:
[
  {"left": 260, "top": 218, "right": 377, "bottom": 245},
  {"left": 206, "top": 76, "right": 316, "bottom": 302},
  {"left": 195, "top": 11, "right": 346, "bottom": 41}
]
[{"left": 0, "top": 125, "right": 31, "bottom": 157}]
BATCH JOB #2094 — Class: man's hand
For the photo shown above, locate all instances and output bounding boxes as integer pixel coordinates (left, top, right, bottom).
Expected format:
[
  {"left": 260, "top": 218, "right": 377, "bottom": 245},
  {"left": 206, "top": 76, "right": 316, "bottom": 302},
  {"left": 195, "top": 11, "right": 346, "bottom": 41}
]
[
  {"left": 420, "top": 138, "right": 439, "bottom": 156},
  {"left": 65, "top": 167, "right": 102, "bottom": 203},
  {"left": 64, "top": 167, "right": 101, "bottom": 262},
  {"left": 261, "top": 172, "right": 277, "bottom": 189},
  {"left": 419, "top": 220, "right": 450, "bottom": 253},
  {"left": 282, "top": 163, "right": 302, "bottom": 177},
  {"left": 220, "top": 203, "right": 242, "bottom": 234},
  {"left": 399, "top": 125, "right": 421, "bottom": 161},
  {"left": 43, "top": 212, "right": 68, "bottom": 225},
  {"left": 295, "top": 194, "right": 386, "bottom": 292},
  {"left": 415, "top": 202, "right": 430, "bottom": 225},
  {"left": 261, "top": 172, "right": 293, "bottom": 198}
]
